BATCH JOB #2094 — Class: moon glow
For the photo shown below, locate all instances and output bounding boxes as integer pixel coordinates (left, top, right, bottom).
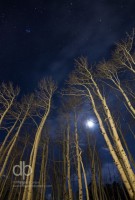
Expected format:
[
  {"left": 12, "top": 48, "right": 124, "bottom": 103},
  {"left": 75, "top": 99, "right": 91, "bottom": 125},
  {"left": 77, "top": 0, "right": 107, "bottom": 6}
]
[{"left": 86, "top": 120, "right": 95, "bottom": 128}]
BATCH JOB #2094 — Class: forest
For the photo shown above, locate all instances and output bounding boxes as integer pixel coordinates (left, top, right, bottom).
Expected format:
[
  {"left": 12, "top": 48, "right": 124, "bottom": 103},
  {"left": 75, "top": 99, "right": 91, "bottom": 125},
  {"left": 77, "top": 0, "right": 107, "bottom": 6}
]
[{"left": 0, "top": 30, "right": 135, "bottom": 200}]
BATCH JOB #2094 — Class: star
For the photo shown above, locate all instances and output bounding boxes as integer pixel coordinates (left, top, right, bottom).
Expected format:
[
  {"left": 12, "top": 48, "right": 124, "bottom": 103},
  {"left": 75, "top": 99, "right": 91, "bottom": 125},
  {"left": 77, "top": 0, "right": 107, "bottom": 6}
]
[
  {"left": 70, "top": 2, "right": 73, "bottom": 6},
  {"left": 25, "top": 28, "right": 31, "bottom": 33},
  {"left": 99, "top": 18, "right": 102, "bottom": 23}
]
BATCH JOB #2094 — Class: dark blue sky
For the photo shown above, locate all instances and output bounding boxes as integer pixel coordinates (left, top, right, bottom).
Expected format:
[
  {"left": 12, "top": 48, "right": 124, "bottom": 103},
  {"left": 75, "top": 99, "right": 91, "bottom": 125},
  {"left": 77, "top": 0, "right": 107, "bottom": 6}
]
[{"left": 0, "top": 0, "right": 135, "bottom": 92}]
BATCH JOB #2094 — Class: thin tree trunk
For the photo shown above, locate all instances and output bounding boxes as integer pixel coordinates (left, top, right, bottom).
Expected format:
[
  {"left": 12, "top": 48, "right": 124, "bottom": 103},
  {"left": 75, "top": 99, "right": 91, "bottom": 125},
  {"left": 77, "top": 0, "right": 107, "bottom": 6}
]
[
  {"left": 66, "top": 122, "right": 73, "bottom": 200},
  {"left": 91, "top": 145, "right": 98, "bottom": 200},
  {"left": 42, "top": 139, "right": 49, "bottom": 200},
  {"left": 80, "top": 155, "right": 89, "bottom": 200},
  {"left": 0, "top": 115, "right": 20, "bottom": 154},
  {"left": 74, "top": 112, "right": 83, "bottom": 200},
  {"left": 118, "top": 85, "right": 135, "bottom": 117},
  {"left": 23, "top": 103, "right": 51, "bottom": 200},
  {"left": 0, "top": 156, "right": 16, "bottom": 199},
  {"left": 0, "top": 112, "right": 27, "bottom": 177},
  {"left": 0, "top": 98, "right": 14, "bottom": 125},
  {"left": 63, "top": 131, "right": 67, "bottom": 199}
]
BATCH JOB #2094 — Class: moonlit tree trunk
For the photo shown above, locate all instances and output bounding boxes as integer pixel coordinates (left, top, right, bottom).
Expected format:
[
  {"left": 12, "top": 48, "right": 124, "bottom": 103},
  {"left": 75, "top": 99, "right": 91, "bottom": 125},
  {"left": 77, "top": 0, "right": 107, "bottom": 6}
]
[
  {"left": 22, "top": 78, "right": 56, "bottom": 200},
  {"left": 0, "top": 114, "right": 20, "bottom": 155},
  {"left": 66, "top": 122, "right": 73, "bottom": 200},
  {"left": 36, "top": 138, "right": 49, "bottom": 200},
  {"left": 118, "top": 85, "right": 135, "bottom": 116},
  {"left": 8, "top": 136, "right": 29, "bottom": 200},
  {"left": 0, "top": 154, "right": 17, "bottom": 199},
  {"left": 62, "top": 131, "right": 67, "bottom": 199},
  {"left": 88, "top": 142, "right": 98, "bottom": 200},
  {"left": 87, "top": 87, "right": 134, "bottom": 199},
  {"left": 91, "top": 79, "right": 135, "bottom": 192},
  {"left": 80, "top": 153, "right": 89, "bottom": 200},
  {"left": 41, "top": 139, "right": 49, "bottom": 200},
  {"left": 0, "top": 97, "right": 31, "bottom": 178},
  {"left": 60, "top": 101, "right": 74, "bottom": 200},
  {"left": 74, "top": 111, "right": 83, "bottom": 200},
  {"left": 23, "top": 107, "right": 50, "bottom": 200}
]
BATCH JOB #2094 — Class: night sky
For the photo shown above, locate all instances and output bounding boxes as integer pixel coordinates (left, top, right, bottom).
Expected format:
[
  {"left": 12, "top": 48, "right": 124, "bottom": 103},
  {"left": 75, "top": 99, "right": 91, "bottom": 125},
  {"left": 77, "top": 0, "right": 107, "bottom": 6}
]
[{"left": 0, "top": 0, "right": 135, "bottom": 92}]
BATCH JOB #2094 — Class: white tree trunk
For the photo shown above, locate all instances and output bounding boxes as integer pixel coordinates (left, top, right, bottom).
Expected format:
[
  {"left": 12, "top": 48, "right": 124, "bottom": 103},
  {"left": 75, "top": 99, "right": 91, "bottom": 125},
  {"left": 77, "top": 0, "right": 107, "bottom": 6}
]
[
  {"left": 0, "top": 113, "right": 27, "bottom": 177},
  {"left": 87, "top": 88, "right": 134, "bottom": 199},
  {"left": 23, "top": 103, "right": 51, "bottom": 200},
  {"left": 0, "top": 116, "right": 19, "bottom": 154},
  {"left": 91, "top": 78, "right": 135, "bottom": 194},
  {"left": 0, "top": 98, "right": 14, "bottom": 125},
  {"left": 74, "top": 113, "right": 83, "bottom": 200},
  {"left": 80, "top": 158, "right": 89, "bottom": 200},
  {"left": 66, "top": 123, "right": 73, "bottom": 200},
  {"left": 118, "top": 85, "right": 135, "bottom": 117}
]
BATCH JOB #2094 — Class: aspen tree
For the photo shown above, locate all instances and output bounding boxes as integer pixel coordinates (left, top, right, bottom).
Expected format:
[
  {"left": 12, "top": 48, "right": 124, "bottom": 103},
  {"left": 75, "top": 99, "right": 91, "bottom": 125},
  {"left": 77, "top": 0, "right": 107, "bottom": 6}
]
[
  {"left": 88, "top": 141, "right": 98, "bottom": 200},
  {"left": 63, "top": 97, "right": 84, "bottom": 200},
  {"left": 15, "top": 135, "right": 31, "bottom": 200},
  {"left": 97, "top": 60, "right": 135, "bottom": 117},
  {"left": 22, "top": 78, "right": 56, "bottom": 200},
  {"left": 0, "top": 82, "right": 19, "bottom": 125},
  {"left": 112, "top": 29, "right": 135, "bottom": 74},
  {"left": 7, "top": 138, "right": 29, "bottom": 200},
  {"left": 66, "top": 121, "right": 73, "bottom": 200},
  {"left": 0, "top": 152, "right": 18, "bottom": 200},
  {"left": 41, "top": 139, "right": 49, "bottom": 200},
  {"left": 80, "top": 151, "right": 89, "bottom": 200},
  {"left": 36, "top": 138, "right": 49, "bottom": 200},
  {"left": 62, "top": 130, "right": 67, "bottom": 199},
  {"left": 0, "top": 95, "right": 34, "bottom": 178},
  {"left": 74, "top": 110, "right": 83, "bottom": 200},
  {"left": 0, "top": 109, "right": 21, "bottom": 156},
  {"left": 60, "top": 102, "right": 73, "bottom": 200}
]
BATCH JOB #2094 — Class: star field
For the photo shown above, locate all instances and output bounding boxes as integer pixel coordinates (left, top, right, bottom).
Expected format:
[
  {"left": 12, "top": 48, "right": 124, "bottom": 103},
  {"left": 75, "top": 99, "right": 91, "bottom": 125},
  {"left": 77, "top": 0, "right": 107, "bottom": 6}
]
[{"left": 0, "top": 0, "right": 135, "bottom": 91}]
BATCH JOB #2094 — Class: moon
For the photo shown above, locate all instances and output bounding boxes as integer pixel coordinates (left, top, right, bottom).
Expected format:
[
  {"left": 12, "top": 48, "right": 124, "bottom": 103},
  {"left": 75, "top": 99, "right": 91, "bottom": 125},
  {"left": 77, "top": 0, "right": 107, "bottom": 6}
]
[{"left": 86, "top": 120, "right": 95, "bottom": 128}]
